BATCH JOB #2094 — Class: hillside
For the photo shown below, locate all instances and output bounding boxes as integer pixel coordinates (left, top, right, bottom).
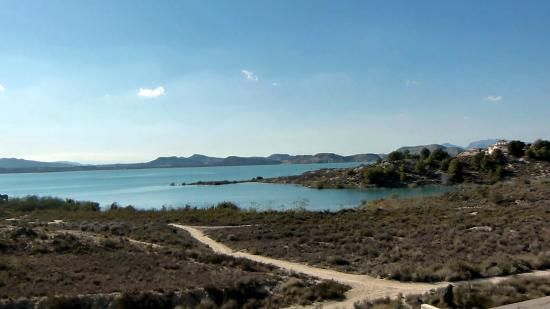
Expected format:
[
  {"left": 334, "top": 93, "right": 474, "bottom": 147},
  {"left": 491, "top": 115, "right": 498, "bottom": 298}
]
[
  {"left": 268, "top": 153, "right": 380, "bottom": 164},
  {"left": 396, "top": 144, "right": 463, "bottom": 156},
  {"left": 264, "top": 139, "right": 550, "bottom": 189},
  {"left": 0, "top": 158, "right": 78, "bottom": 169}
]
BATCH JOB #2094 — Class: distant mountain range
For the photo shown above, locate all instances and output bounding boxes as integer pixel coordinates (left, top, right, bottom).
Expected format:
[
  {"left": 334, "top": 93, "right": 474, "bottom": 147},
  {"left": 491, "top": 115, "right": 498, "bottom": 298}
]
[
  {"left": 0, "top": 152, "right": 382, "bottom": 174},
  {"left": 144, "top": 155, "right": 280, "bottom": 168},
  {"left": 0, "top": 139, "right": 505, "bottom": 174},
  {"left": 466, "top": 139, "right": 501, "bottom": 149},
  {"left": 140, "top": 152, "right": 381, "bottom": 168},
  {"left": 0, "top": 158, "right": 79, "bottom": 169}
]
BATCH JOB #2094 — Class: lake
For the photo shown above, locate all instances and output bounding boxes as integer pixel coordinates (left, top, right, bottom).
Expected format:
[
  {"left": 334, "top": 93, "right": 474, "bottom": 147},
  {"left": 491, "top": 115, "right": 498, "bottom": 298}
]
[{"left": 0, "top": 163, "right": 452, "bottom": 211}]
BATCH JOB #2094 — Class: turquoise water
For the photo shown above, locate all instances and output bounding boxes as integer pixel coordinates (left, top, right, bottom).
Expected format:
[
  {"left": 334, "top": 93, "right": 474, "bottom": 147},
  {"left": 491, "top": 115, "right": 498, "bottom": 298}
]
[{"left": 0, "top": 163, "right": 451, "bottom": 211}]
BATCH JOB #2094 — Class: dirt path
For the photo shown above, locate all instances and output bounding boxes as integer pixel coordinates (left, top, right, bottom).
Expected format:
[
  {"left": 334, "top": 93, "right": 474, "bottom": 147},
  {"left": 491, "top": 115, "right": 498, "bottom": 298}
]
[{"left": 169, "top": 223, "right": 550, "bottom": 309}]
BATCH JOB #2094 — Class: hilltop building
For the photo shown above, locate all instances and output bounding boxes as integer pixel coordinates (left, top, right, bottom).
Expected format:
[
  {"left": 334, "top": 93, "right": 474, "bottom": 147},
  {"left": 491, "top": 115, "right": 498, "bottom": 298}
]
[{"left": 488, "top": 140, "right": 509, "bottom": 155}]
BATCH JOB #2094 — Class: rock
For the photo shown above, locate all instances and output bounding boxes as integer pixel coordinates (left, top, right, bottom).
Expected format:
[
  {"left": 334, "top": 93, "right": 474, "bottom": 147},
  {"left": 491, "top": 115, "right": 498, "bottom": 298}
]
[
  {"left": 109, "top": 224, "right": 129, "bottom": 236},
  {"left": 14, "top": 227, "right": 37, "bottom": 238},
  {"left": 441, "top": 284, "right": 455, "bottom": 308},
  {"left": 468, "top": 226, "right": 492, "bottom": 232}
]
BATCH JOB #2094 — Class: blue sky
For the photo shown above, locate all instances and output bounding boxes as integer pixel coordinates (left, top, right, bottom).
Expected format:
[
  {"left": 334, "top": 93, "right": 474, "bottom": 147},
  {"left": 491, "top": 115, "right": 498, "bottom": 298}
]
[{"left": 0, "top": 1, "right": 549, "bottom": 163}]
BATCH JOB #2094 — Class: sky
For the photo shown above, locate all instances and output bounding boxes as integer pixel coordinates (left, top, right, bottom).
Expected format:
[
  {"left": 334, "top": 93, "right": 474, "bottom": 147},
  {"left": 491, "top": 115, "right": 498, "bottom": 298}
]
[{"left": 0, "top": 1, "right": 549, "bottom": 163}]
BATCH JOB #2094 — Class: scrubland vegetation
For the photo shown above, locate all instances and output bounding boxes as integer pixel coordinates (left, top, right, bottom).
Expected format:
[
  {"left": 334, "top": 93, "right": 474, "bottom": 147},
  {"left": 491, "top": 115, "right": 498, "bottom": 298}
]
[
  {"left": 356, "top": 276, "right": 550, "bottom": 309},
  {"left": 208, "top": 177, "right": 550, "bottom": 282},
  {"left": 0, "top": 198, "right": 349, "bottom": 308}
]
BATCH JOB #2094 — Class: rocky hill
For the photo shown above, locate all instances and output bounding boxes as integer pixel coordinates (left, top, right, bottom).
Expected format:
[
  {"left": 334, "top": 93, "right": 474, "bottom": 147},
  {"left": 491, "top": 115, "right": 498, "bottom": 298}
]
[
  {"left": 268, "top": 153, "right": 380, "bottom": 164},
  {"left": 263, "top": 140, "right": 550, "bottom": 189},
  {"left": 396, "top": 144, "right": 463, "bottom": 156},
  {"left": 0, "top": 158, "right": 78, "bottom": 169}
]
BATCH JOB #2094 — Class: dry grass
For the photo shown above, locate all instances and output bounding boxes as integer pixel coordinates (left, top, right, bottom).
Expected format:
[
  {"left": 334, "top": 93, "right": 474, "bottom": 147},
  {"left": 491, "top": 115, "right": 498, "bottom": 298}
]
[
  {"left": 207, "top": 178, "right": 550, "bottom": 282},
  {"left": 0, "top": 219, "right": 349, "bottom": 308}
]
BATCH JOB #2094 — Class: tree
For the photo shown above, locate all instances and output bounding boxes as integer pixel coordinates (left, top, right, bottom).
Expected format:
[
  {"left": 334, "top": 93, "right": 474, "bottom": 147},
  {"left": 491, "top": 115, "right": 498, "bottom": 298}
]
[
  {"left": 507, "top": 140, "right": 526, "bottom": 158},
  {"left": 448, "top": 159, "right": 463, "bottom": 182},
  {"left": 363, "top": 165, "right": 400, "bottom": 187},
  {"left": 363, "top": 166, "right": 385, "bottom": 185},
  {"left": 526, "top": 147, "right": 536, "bottom": 159},
  {"left": 491, "top": 148, "right": 506, "bottom": 165},
  {"left": 387, "top": 151, "right": 405, "bottom": 162},
  {"left": 429, "top": 148, "right": 450, "bottom": 162},
  {"left": 480, "top": 153, "right": 496, "bottom": 171},
  {"left": 469, "top": 152, "right": 484, "bottom": 171},
  {"left": 489, "top": 166, "right": 504, "bottom": 181},
  {"left": 538, "top": 146, "right": 550, "bottom": 161},
  {"left": 399, "top": 163, "right": 406, "bottom": 182},
  {"left": 440, "top": 158, "right": 451, "bottom": 171},
  {"left": 414, "top": 159, "right": 426, "bottom": 174},
  {"left": 526, "top": 139, "right": 550, "bottom": 161},
  {"left": 420, "top": 148, "right": 431, "bottom": 160}
]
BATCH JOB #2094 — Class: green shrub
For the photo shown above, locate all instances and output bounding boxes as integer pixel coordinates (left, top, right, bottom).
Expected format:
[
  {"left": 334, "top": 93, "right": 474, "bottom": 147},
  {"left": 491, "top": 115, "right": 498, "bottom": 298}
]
[
  {"left": 527, "top": 139, "right": 550, "bottom": 161},
  {"left": 448, "top": 159, "right": 463, "bottom": 182},
  {"left": 363, "top": 165, "right": 400, "bottom": 187},
  {"left": 2, "top": 196, "right": 99, "bottom": 212},
  {"left": 508, "top": 140, "right": 526, "bottom": 157},
  {"left": 387, "top": 151, "right": 405, "bottom": 162},
  {"left": 214, "top": 201, "right": 240, "bottom": 211}
]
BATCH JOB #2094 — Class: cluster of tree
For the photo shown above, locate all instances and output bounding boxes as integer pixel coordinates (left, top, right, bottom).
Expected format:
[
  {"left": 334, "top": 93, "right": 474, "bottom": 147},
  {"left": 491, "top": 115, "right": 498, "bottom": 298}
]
[
  {"left": 388, "top": 148, "right": 450, "bottom": 170},
  {"left": 368, "top": 139, "right": 549, "bottom": 187},
  {"left": 369, "top": 147, "right": 458, "bottom": 185},
  {"left": 468, "top": 149, "right": 506, "bottom": 181},
  {"left": 525, "top": 139, "right": 550, "bottom": 161},
  {"left": 384, "top": 147, "right": 498, "bottom": 184},
  {"left": 507, "top": 140, "right": 526, "bottom": 158},
  {"left": 387, "top": 147, "right": 451, "bottom": 175},
  {"left": 447, "top": 158, "right": 463, "bottom": 182},
  {"left": 362, "top": 164, "right": 401, "bottom": 187},
  {"left": 505, "top": 139, "right": 550, "bottom": 161}
]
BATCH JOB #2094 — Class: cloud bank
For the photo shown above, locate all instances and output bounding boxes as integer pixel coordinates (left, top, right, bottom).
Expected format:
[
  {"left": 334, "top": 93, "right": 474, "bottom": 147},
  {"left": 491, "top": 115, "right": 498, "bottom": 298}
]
[
  {"left": 0, "top": 84, "right": 5, "bottom": 93},
  {"left": 138, "top": 86, "right": 165, "bottom": 98}
]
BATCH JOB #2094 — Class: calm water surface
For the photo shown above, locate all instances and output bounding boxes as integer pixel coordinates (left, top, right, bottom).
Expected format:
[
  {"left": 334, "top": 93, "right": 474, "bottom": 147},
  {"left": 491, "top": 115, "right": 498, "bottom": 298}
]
[{"left": 0, "top": 163, "right": 452, "bottom": 210}]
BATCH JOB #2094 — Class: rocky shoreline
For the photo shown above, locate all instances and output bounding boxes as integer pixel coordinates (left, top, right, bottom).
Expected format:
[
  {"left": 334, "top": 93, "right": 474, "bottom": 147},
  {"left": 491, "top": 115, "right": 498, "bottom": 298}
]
[{"left": 170, "top": 177, "right": 264, "bottom": 187}]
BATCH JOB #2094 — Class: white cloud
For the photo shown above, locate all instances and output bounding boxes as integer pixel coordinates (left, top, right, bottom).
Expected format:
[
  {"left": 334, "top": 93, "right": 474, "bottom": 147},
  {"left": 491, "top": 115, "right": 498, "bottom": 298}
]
[
  {"left": 0, "top": 84, "right": 5, "bottom": 93},
  {"left": 405, "top": 79, "right": 418, "bottom": 87},
  {"left": 271, "top": 82, "right": 279, "bottom": 87},
  {"left": 485, "top": 95, "right": 503, "bottom": 102},
  {"left": 241, "top": 70, "right": 259, "bottom": 81},
  {"left": 138, "top": 86, "right": 165, "bottom": 98}
]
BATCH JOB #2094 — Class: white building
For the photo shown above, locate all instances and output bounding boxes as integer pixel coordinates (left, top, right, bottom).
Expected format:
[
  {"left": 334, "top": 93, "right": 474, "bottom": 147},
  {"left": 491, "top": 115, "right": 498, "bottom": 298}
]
[{"left": 488, "top": 140, "right": 509, "bottom": 155}]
